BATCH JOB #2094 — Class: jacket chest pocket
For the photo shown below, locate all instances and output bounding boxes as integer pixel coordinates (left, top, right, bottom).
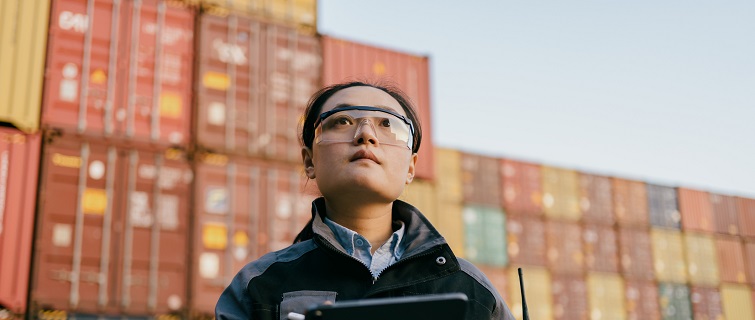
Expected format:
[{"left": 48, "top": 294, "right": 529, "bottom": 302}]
[{"left": 280, "top": 290, "right": 337, "bottom": 320}]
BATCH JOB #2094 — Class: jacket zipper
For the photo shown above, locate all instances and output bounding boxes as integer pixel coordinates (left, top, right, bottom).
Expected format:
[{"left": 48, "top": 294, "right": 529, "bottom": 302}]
[{"left": 315, "top": 235, "right": 376, "bottom": 284}]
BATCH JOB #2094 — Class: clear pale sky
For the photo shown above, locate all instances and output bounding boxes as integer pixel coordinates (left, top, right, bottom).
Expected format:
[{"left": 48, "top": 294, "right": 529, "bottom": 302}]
[{"left": 318, "top": 1, "right": 755, "bottom": 197}]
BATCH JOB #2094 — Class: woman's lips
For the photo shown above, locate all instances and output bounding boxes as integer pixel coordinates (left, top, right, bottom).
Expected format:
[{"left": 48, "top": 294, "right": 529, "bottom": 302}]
[{"left": 350, "top": 149, "right": 380, "bottom": 164}]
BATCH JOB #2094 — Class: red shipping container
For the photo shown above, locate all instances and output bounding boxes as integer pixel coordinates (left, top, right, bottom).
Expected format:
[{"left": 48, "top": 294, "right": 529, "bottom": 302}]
[
  {"left": 583, "top": 224, "right": 619, "bottom": 273},
  {"left": 739, "top": 197, "right": 755, "bottom": 238},
  {"left": 624, "top": 280, "right": 661, "bottom": 320},
  {"left": 191, "top": 154, "right": 313, "bottom": 317},
  {"left": 618, "top": 226, "right": 655, "bottom": 281},
  {"left": 546, "top": 220, "right": 584, "bottom": 275},
  {"left": 42, "top": 0, "right": 195, "bottom": 146},
  {"left": 195, "top": 13, "right": 321, "bottom": 162},
  {"left": 690, "top": 286, "right": 724, "bottom": 320},
  {"left": 506, "top": 215, "right": 547, "bottom": 267},
  {"left": 716, "top": 236, "right": 747, "bottom": 284},
  {"left": 578, "top": 173, "right": 613, "bottom": 225},
  {"left": 30, "top": 134, "right": 192, "bottom": 315},
  {"left": 551, "top": 275, "right": 588, "bottom": 320},
  {"left": 612, "top": 178, "right": 649, "bottom": 227},
  {"left": 744, "top": 241, "right": 755, "bottom": 286},
  {"left": 0, "top": 128, "right": 41, "bottom": 315},
  {"left": 500, "top": 159, "right": 543, "bottom": 216},
  {"left": 321, "top": 35, "right": 434, "bottom": 180},
  {"left": 678, "top": 187, "right": 715, "bottom": 233},
  {"left": 460, "top": 153, "right": 501, "bottom": 207},
  {"left": 711, "top": 193, "right": 739, "bottom": 236}
]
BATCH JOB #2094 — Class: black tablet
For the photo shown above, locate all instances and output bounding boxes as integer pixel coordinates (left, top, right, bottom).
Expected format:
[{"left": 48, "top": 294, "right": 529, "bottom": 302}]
[{"left": 302, "top": 293, "right": 468, "bottom": 320}]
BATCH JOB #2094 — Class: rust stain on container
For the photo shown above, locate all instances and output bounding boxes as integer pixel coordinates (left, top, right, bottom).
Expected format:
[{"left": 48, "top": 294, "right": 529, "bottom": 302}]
[
  {"left": 196, "top": 0, "right": 317, "bottom": 32},
  {"left": 460, "top": 153, "right": 501, "bottom": 207},
  {"left": 683, "top": 233, "right": 720, "bottom": 287},
  {"left": 578, "top": 173, "right": 613, "bottom": 225},
  {"left": 647, "top": 184, "right": 679, "bottom": 229},
  {"left": 541, "top": 166, "right": 580, "bottom": 221},
  {"left": 738, "top": 197, "right": 755, "bottom": 239},
  {"left": 612, "top": 178, "right": 648, "bottom": 227},
  {"left": 624, "top": 280, "right": 660, "bottom": 320},
  {"left": 546, "top": 220, "right": 583, "bottom": 275},
  {"left": 508, "top": 267, "right": 553, "bottom": 320},
  {"left": 583, "top": 224, "right": 619, "bottom": 273},
  {"left": 678, "top": 187, "right": 714, "bottom": 233},
  {"left": 618, "top": 226, "right": 655, "bottom": 281},
  {"left": 716, "top": 235, "right": 748, "bottom": 284},
  {"left": 500, "top": 159, "right": 543, "bottom": 216},
  {"left": 551, "top": 274, "right": 588, "bottom": 320},
  {"left": 650, "top": 228, "right": 687, "bottom": 283},
  {"left": 711, "top": 193, "right": 739, "bottom": 236},
  {"left": 507, "top": 215, "right": 547, "bottom": 267},
  {"left": 690, "top": 286, "right": 724, "bottom": 320}
]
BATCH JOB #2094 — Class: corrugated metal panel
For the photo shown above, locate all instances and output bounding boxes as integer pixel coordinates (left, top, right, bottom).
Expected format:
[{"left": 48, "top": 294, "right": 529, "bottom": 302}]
[
  {"left": 197, "top": 0, "right": 317, "bottom": 32},
  {"left": 658, "top": 283, "right": 693, "bottom": 320},
  {"left": 711, "top": 193, "right": 739, "bottom": 236},
  {"left": 42, "top": 0, "right": 196, "bottom": 146},
  {"left": 583, "top": 224, "right": 619, "bottom": 273},
  {"left": 739, "top": 197, "right": 755, "bottom": 238},
  {"left": 541, "top": 166, "right": 580, "bottom": 221},
  {"left": 399, "top": 179, "right": 437, "bottom": 223},
  {"left": 678, "top": 188, "right": 714, "bottom": 233},
  {"left": 721, "top": 284, "right": 754, "bottom": 320},
  {"left": 587, "top": 272, "right": 626, "bottom": 320},
  {"left": 650, "top": 228, "right": 687, "bottom": 283},
  {"left": 546, "top": 220, "right": 583, "bottom": 275},
  {"left": 745, "top": 241, "right": 755, "bottom": 286},
  {"left": 578, "top": 173, "right": 613, "bottom": 225},
  {"left": 435, "top": 203, "right": 465, "bottom": 258},
  {"left": 500, "top": 159, "right": 543, "bottom": 216},
  {"left": 321, "top": 35, "right": 434, "bottom": 180},
  {"left": 463, "top": 206, "right": 507, "bottom": 267},
  {"left": 613, "top": 178, "right": 649, "bottom": 227},
  {"left": 435, "top": 148, "right": 463, "bottom": 203},
  {"left": 716, "top": 235, "right": 747, "bottom": 284},
  {"left": 478, "top": 266, "right": 508, "bottom": 302},
  {"left": 690, "top": 286, "right": 723, "bottom": 320},
  {"left": 625, "top": 280, "right": 661, "bottom": 320},
  {"left": 618, "top": 226, "right": 655, "bottom": 281},
  {"left": 647, "top": 184, "right": 680, "bottom": 229},
  {"left": 508, "top": 267, "right": 553, "bottom": 320},
  {"left": 551, "top": 275, "right": 588, "bottom": 320},
  {"left": 461, "top": 153, "right": 501, "bottom": 206},
  {"left": 507, "top": 215, "right": 547, "bottom": 267},
  {"left": 0, "top": 0, "right": 51, "bottom": 133},
  {"left": 683, "top": 233, "right": 719, "bottom": 286},
  {"left": 0, "top": 129, "right": 42, "bottom": 315}
]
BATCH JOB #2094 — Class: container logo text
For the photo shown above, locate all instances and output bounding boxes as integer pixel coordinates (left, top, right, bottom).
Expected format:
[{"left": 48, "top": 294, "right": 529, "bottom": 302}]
[
  {"left": 213, "top": 40, "right": 247, "bottom": 65},
  {"left": 59, "top": 11, "right": 89, "bottom": 33}
]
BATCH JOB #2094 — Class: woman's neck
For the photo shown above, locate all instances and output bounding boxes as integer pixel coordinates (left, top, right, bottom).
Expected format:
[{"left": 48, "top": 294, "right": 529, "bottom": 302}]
[{"left": 324, "top": 199, "right": 395, "bottom": 254}]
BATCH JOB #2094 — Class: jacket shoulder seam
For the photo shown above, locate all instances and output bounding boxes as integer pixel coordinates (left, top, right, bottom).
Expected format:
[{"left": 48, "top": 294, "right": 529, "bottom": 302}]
[{"left": 243, "top": 240, "right": 318, "bottom": 291}]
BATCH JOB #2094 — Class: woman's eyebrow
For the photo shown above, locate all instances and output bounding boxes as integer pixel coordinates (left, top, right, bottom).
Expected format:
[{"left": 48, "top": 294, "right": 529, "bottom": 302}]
[{"left": 332, "top": 103, "right": 398, "bottom": 113}]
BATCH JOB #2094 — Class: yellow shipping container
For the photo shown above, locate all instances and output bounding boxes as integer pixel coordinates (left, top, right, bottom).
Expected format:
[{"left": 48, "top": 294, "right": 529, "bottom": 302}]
[
  {"left": 199, "top": 0, "right": 316, "bottom": 31},
  {"left": 651, "top": 228, "right": 688, "bottom": 283},
  {"left": 435, "top": 148, "right": 464, "bottom": 203},
  {"left": 400, "top": 178, "right": 437, "bottom": 222},
  {"left": 541, "top": 166, "right": 581, "bottom": 221},
  {"left": 508, "top": 267, "right": 553, "bottom": 320},
  {"left": 683, "top": 233, "right": 720, "bottom": 286},
  {"left": 721, "top": 284, "right": 754, "bottom": 320},
  {"left": 0, "top": 0, "right": 51, "bottom": 133},
  {"left": 435, "top": 203, "right": 465, "bottom": 258},
  {"left": 587, "top": 272, "right": 626, "bottom": 320}
]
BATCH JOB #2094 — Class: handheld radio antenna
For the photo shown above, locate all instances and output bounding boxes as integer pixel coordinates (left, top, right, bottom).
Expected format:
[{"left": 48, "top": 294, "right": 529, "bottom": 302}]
[{"left": 518, "top": 268, "right": 530, "bottom": 320}]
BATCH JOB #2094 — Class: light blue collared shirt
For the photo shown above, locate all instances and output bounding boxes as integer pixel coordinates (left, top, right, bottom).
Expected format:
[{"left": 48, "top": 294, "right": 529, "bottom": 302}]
[{"left": 323, "top": 217, "right": 406, "bottom": 280}]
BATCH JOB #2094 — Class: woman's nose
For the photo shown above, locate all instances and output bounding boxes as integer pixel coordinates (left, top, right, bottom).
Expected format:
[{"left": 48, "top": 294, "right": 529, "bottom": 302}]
[{"left": 352, "top": 119, "right": 379, "bottom": 145}]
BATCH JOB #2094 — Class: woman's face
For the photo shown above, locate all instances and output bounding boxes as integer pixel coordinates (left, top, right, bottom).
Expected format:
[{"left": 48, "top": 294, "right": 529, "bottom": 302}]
[{"left": 303, "top": 86, "right": 417, "bottom": 203}]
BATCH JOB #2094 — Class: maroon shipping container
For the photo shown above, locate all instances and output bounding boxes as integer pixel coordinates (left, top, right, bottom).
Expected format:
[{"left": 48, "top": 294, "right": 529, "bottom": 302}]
[
  {"left": 460, "top": 153, "right": 501, "bottom": 207},
  {"left": 612, "top": 178, "right": 649, "bottom": 227},
  {"left": 42, "top": 0, "right": 195, "bottom": 146},
  {"left": 191, "top": 154, "right": 313, "bottom": 317},
  {"left": 583, "top": 224, "right": 619, "bottom": 273},
  {"left": 195, "top": 13, "right": 321, "bottom": 162},
  {"left": 711, "top": 193, "right": 739, "bottom": 236},
  {"left": 739, "top": 197, "right": 755, "bottom": 238},
  {"left": 500, "top": 159, "right": 543, "bottom": 216},
  {"left": 30, "top": 134, "right": 192, "bottom": 315},
  {"left": 0, "top": 128, "right": 41, "bottom": 315},
  {"left": 506, "top": 215, "right": 547, "bottom": 267},
  {"left": 624, "top": 280, "right": 661, "bottom": 320},
  {"left": 715, "top": 236, "right": 747, "bottom": 284},
  {"left": 551, "top": 275, "right": 588, "bottom": 320},
  {"left": 744, "top": 241, "right": 755, "bottom": 286},
  {"left": 546, "top": 220, "right": 583, "bottom": 275},
  {"left": 578, "top": 173, "right": 613, "bottom": 225},
  {"left": 678, "top": 188, "right": 715, "bottom": 233},
  {"left": 690, "top": 286, "right": 724, "bottom": 320},
  {"left": 618, "top": 226, "right": 655, "bottom": 281},
  {"left": 321, "top": 35, "right": 434, "bottom": 180}
]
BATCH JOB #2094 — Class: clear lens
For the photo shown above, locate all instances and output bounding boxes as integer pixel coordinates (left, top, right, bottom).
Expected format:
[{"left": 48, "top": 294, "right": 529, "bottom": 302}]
[{"left": 315, "top": 109, "right": 412, "bottom": 149}]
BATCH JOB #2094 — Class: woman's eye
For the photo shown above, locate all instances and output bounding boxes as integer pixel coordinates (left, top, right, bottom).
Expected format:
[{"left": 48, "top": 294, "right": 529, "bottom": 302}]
[
  {"left": 379, "top": 119, "right": 392, "bottom": 127},
  {"left": 334, "top": 117, "right": 352, "bottom": 126}
]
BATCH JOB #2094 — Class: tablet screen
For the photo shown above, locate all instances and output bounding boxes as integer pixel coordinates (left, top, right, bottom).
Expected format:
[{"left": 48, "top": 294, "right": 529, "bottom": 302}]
[{"left": 303, "top": 293, "right": 468, "bottom": 320}]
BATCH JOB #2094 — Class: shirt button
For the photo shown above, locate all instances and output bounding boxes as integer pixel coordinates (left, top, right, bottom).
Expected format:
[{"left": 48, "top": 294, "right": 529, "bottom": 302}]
[
  {"left": 436, "top": 256, "right": 447, "bottom": 265},
  {"left": 355, "top": 239, "right": 364, "bottom": 246}
]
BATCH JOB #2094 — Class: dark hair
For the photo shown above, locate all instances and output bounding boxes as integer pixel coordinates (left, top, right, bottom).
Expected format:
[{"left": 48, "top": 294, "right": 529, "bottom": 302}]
[{"left": 293, "top": 81, "right": 424, "bottom": 243}]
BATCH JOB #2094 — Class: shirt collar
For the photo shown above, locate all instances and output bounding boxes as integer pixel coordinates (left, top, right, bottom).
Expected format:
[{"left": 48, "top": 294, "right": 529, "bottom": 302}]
[{"left": 323, "top": 217, "right": 406, "bottom": 259}]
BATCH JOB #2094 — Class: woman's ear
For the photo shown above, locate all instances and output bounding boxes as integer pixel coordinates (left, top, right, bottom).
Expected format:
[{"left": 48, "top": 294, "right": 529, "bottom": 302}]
[
  {"left": 406, "top": 153, "right": 418, "bottom": 184},
  {"left": 302, "top": 147, "right": 316, "bottom": 179}
]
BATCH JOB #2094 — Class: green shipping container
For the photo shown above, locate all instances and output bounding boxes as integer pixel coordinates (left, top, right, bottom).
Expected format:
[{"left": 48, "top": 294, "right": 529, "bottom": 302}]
[
  {"left": 463, "top": 206, "right": 507, "bottom": 266},
  {"left": 658, "top": 283, "right": 693, "bottom": 320}
]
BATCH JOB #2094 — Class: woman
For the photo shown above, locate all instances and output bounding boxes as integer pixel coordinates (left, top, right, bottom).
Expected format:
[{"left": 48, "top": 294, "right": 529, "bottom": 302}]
[{"left": 216, "top": 82, "right": 515, "bottom": 320}]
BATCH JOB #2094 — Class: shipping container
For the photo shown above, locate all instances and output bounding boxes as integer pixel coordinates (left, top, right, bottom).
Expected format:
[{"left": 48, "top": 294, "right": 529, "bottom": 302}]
[
  {"left": 190, "top": 154, "right": 312, "bottom": 317},
  {"left": 461, "top": 153, "right": 501, "bottom": 207},
  {"left": 42, "top": 0, "right": 196, "bottom": 146},
  {"left": 739, "top": 197, "right": 755, "bottom": 239},
  {"left": 583, "top": 224, "right": 619, "bottom": 273},
  {"left": 197, "top": 0, "right": 317, "bottom": 32},
  {"left": 683, "top": 233, "right": 719, "bottom": 287},
  {"left": 678, "top": 188, "right": 714, "bottom": 233},
  {"left": 321, "top": 35, "right": 434, "bottom": 180},
  {"left": 399, "top": 178, "right": 437, "bottom": 223},
  {"left": 0, "top": 0, "right": 51, "bottom": 133},
  {"left": 477, "top": 265, "right": 508, "bottom": 302},
  {"left": 435, "top": 148, "right": 463, "bottom": 204},
  {"left": 578, "top": 173, "right": 613, "bottom": 225},
  {"left": 745, "top": 241, "right": 755, "bottom": 286},
  {"left": 721, "top": 284, "right": 754, "bottom": 320},
  {"left": 618, "top": 226, "right": 655, "bottom": 281},
  {"left": 195, "top": 13, "right": 321, "bottom": 162},
  {"left": 434, "top": 203, "right": 465, "bottom": 258},
  {"left": 500, "top": 159, "right": 543, "bottom": 216},
  {"left": 30, "top": 134, "right": 192, "bottom": 316},
  {"left": 658, "top": 283, "right": 693, "bottom": 320},
  {"left": 506, "top": 215, "right": 547, "bottom": 267},
  {"left": 613, "top": 178, "right": 649, "bottom": 227},
  {"left": 647, "top": 184, "right": 680, "bottom": 229},
  {"left": 508, "top": 267, "right": 553, "bottom": 320},
  {"left": 650, "top": 228, "right": 687, "bottom": 283},
  {"left": 624, "top": 280, "right": 661, "bottom": 320},
  {"left": 0, "top": 128, "right": 42, "bottom": 316},
  {"left": 541, "top": 166, "right": 580, "bottom": 221},
  {"left": 690, "top": 286, "right": 723, "bottom": 320},
  {"left": 711, "top": 193, "right": 739, "bottom": 236},
  {"left": 463, "top": 206, "right": 507, "bottom": 267},
  {"left": 587, "top": 272, "right": 626, "bottom": 320},
  {"left": 545, "top": 220, "right": 583, "bottom": 275},
  {"left": 715, "top": 235, "right": 747, "bottom": 284},
  {"left": 551, "top": 275, "right": 588, "bottom": 320}
]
